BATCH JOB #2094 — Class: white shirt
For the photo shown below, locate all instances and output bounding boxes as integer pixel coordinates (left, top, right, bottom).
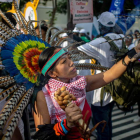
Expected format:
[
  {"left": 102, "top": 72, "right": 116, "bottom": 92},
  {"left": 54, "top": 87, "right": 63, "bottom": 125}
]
[
  {"left": 77, "top": 33, "right": 125, "bottom": 106},
  {"left": 127, "top": 43, "right": 135, "bottom": 50}
]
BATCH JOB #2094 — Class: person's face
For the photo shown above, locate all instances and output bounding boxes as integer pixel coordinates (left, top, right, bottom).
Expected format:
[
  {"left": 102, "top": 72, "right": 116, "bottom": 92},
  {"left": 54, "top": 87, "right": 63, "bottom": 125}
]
[
  {"left": 49, "top": 49, "right": 77, "bottom": 82},
  {"left": 35, "top": 28, "right": 46, "bottom": 41},
  {"left": 135, "top": 31, "right": 140, "bottom": 35},
  {"left": 125, "top": 36, "right": 132, "bottom": 46},
  {"left": 80, "top": 33, "right": 85, "bottom": 36},
  {"left": 99, "top": 22, "right": 110, "bottom": 36},
  {"left": 73, "top": 32, "right": 79, "bottom": 36}
]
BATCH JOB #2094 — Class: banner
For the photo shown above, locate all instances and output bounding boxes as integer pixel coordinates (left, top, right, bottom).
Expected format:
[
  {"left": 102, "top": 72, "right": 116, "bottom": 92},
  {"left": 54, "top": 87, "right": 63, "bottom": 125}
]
[
  {"left": 109, "top": 0, "right": 138, "bottom": 34},
  {"left": 109, "top": 0, "right": 125, "bottom": 16},
  {"left": 133, "top": 0, "right": 140, "bottom": 6},
  {"left": 0, "top": 0, "right": 13, "bottom": 2},
  {"left": 116, "top": 14, "right": 135, "bottom": 34},
  {"left": 70, "top": 0, "right": 93, "bottom": 24}
]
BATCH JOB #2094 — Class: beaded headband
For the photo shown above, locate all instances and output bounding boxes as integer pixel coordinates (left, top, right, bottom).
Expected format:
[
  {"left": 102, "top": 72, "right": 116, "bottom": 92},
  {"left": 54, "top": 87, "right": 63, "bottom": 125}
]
[{"left": 41, "top": 48, "right": 67, "bottom": 76}]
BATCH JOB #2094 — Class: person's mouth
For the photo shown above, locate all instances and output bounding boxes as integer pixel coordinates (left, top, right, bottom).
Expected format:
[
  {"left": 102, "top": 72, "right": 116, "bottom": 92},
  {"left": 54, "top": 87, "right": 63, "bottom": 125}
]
[{"left": 71, "top": 67, "right": 77, "bottom": 72}]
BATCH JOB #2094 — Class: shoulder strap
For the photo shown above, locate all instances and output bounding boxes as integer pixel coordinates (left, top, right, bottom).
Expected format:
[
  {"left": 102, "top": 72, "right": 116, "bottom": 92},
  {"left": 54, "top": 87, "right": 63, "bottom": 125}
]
[
  {"left": 103, "top": 36, "right": 119, "bottom": 52},
  {"left": 118, "top": 35, "right": 126, "bottom": 49}
]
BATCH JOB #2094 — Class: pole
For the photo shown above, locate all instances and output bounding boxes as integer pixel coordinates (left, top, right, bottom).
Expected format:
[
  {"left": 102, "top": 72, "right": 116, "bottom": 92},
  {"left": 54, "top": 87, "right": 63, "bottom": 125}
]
[{"left": 67, "top": 0, "right": 74, "bottom": 30}]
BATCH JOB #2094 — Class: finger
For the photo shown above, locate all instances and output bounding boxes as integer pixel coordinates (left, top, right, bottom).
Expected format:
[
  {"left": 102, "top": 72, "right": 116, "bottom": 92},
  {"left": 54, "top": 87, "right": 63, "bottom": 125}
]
[
  {"left": 68, "top": 114, "right": 83, "bottom": 123},
  {"left": 67, "top": 102, "right": 75, "bottom": 108},
  {"left": 68, "top": 105, "right": 82, "bottom": 113},
  {"left": 131, "top": 57, "right": 137, "bottom": 62},
  {"left": 68, "top": 110, "right": 82, "bottom": 117},
  {"left": 131, "top": 53, "right": 140, "bottom": 62},
  {"left": 71, "top": 114, "right": 83, "bottom": 122}
]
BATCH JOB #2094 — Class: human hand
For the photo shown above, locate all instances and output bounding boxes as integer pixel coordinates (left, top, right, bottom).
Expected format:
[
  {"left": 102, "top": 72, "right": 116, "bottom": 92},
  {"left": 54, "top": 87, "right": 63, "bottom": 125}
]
[
  {"left": 132, "top": 43, "right": 140, "bottom": 62},
  {"left": 65, "top": 103, "right": 83, "bottom": 128}
]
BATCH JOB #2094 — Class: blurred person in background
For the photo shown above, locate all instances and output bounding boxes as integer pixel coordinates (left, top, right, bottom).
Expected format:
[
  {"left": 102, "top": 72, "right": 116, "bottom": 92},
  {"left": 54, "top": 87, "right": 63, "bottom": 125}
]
[
  {"left": 79, "top": 29, "right": 91, "bottom": 43},
  {"left": 78, "top": 11, "right": 125, "bottom": 140},
  {"left": 35, "top": 24, "right": 48, "bottom": 41},
  {"left": 134, "top": 30, "right": 140, "bottom": 36},
  {"left": 125, "top": 34, "right": 135, "bottom": 50},
  {"left": 133, "top": 38, "right": 140, "bottom": 123},
  {"left": 72, "top": 27, "right": 83, "bottom": 42},
  {"left": 133, "top": 30, "right": 140, "bottom": 47}
]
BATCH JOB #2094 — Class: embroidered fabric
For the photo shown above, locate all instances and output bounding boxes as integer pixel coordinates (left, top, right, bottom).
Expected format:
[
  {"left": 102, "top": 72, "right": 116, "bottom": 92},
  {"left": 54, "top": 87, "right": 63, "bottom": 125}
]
[{"left": 42, "top": 75, "right": 86, "bottom": 123}]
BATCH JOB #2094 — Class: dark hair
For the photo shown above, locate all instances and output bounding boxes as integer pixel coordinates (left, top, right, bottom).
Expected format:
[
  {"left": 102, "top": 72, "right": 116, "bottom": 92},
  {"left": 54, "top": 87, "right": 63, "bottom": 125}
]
[
  {"left": 35, "top": 25, "right": 48, "bottom": 32},
  {"left": 39, "top": 46, "right": 62, "bottom": 83},
  {"left": 35, "top": 25, "right": 51, "bottom": 37},
  {"left": 126, "top": 34, "right": 133, "bottom": 42},
  {"left": 2, "top": 12, "right": 17, "bottom": 28},
  {"left": 39, "top": 46, "right": 62, "bottom": 70},
  {"left": 39, "top": 47, "right": 56, "bottom": 70},
  {"left": 134, "top": 30, "right": 139, "bottom": 34}
]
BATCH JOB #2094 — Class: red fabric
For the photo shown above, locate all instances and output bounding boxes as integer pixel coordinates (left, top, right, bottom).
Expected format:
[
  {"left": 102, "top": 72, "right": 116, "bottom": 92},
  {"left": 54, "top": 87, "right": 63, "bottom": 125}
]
[{"left": 66, "top": 99, "right": 91, "bottom": 140}]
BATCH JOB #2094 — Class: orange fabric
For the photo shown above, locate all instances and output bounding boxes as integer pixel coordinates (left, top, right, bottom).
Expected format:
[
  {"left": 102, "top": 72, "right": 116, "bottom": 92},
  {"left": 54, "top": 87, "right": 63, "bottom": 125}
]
[{"left": 53, "top": 123, "right": 65, "bottom": 136}]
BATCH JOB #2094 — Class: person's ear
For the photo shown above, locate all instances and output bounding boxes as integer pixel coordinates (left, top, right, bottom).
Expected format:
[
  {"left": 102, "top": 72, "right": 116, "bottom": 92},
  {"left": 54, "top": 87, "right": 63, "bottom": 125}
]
[{"left": 48, "top": 70, "right": 57, "bottom": 78}]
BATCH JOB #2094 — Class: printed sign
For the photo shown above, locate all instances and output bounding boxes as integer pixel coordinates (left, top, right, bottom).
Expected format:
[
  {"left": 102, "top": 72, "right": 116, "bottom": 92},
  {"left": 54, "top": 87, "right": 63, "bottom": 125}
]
[
  {"left": 70, "top": 0, "right": 93, "bottom": 24},
  {"left": 109, "top": 0, "right": 125, "bottom": 16}
]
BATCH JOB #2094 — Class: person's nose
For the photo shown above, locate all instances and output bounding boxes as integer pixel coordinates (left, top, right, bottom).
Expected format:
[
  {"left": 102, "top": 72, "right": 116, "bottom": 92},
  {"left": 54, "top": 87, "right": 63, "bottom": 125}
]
[{"left": 69, "top": 59, "right": 74, "bottom": 67}]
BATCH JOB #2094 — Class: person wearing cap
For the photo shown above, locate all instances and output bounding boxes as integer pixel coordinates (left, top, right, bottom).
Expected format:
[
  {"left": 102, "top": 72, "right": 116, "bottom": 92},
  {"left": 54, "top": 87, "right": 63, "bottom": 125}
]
[
  {"left": 60, "top": 33, "right": 76, "bottom": 48},
  {"left": 77, "top": 11, "right": 125, "bottom": 140},
  {"left": 71, "top": 27, "right": 83, "bottom": 42},
  {"left": 79, "top": 29, "right": 91, "bottom": 43},
  {"left": 73, "top": 27, "right": 79, "bottom": 36}
]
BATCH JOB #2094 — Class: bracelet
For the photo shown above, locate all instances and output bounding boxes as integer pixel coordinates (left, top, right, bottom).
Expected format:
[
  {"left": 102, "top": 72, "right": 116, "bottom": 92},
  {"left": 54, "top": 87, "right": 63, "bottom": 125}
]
[
  {"left": 61, "top": 120, "right": 68, "bottom": 134},
  {"left": 122, "top": 57, "right": 128, "bottom": 66},
  {"left": 127, "top": 48, "right": 136, "bottom": 59},
  {"left": 53, "top": 119, "right": 70, "bottom": 136}
]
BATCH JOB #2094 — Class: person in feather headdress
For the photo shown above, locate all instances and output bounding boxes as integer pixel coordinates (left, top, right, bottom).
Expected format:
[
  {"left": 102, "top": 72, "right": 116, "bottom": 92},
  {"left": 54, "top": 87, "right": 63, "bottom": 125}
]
[{"left": 32, "top": 40, "right": 140, "bottom": 140}]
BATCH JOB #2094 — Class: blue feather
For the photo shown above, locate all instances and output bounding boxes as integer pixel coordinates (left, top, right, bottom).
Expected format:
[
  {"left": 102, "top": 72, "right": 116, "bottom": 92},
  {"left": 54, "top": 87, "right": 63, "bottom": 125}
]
[
  {"left": 1, "top": 46, "right": 8, "bottom": 51},
  {"left": 45, "top": 42, "right": 51, "bottom": 47},
  {"left": 3, "top": 59, "right": 16, "bottom": 68},
  {"left": 1, "top": 50, "right": 13, "bottom": 60},
  {"left": 25, "top": 82, "right": 34, "bottom": 90},
  {"left": 7, "top": 67, "right": 19, "bottom": 76},
  {"left": 14, "top": 73, "right": 28, "bottom": 84},
  {"left": 30, "top": 35, "right": 37, "bottom": 41},
  {"left": 34, "top": 36, "right": 39, "bottom": 41}
]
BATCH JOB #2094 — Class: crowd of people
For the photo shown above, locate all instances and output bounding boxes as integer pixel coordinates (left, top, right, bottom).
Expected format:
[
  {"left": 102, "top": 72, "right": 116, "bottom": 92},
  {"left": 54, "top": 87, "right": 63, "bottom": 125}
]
[{"left": 0, "top": 9, "right": 140, "bottom": 140}]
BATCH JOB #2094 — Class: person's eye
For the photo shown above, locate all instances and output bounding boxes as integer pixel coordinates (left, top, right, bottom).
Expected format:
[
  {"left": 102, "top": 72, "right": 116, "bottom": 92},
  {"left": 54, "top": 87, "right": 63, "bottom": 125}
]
[{"left": 62, "top": 59, "right": 66, "bottom": 64}]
